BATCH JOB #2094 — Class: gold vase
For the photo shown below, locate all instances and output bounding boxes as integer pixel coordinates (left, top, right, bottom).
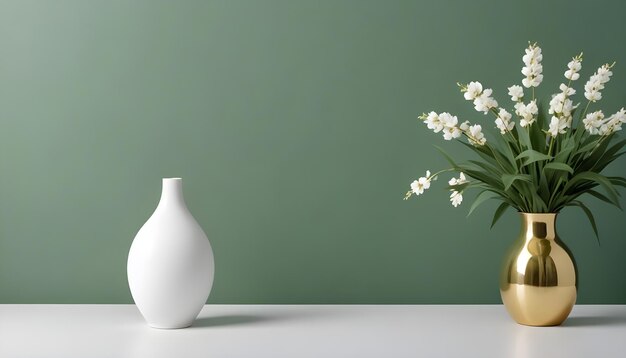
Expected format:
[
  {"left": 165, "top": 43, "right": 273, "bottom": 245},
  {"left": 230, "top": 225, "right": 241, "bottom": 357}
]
[{"left": 500, "top": 213, "right": 577, "bottom": 326}]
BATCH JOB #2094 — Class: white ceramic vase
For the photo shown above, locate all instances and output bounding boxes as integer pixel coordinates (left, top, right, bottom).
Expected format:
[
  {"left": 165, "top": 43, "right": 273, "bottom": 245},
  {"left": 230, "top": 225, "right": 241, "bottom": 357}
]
[{"left": 127, "top": 178, "right": 214, "bottom": 329}]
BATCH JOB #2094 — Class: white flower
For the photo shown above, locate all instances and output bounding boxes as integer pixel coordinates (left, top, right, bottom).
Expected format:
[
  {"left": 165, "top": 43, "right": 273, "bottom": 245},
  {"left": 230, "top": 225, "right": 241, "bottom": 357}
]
[
  {"left": 559, "top": 83, "right": 576, "bottom": 96},
  {"left": 495, "top": 118, "right": 513, "bottom": 134},
  {"left": 439, "top": 112, "right": 458, "bottom": 128},
  {"left": 450, "top": 190, "right": 463, "bottom": 207},
  {"left": 409, "top": 179, "right": 426, "bottom": 195},
  {"left": 548, "top": 93, "right": 564, "bottom": 115},
  {"left": 548, "top": 116, "right": 568, "bottom": 136},
  {"left": 437, "top": 112, "right": 462, "bottom": 140},
  {"left": 584, "top": 76, "right": 603, "bottom": 101},
  {"left": 583, "top": 111, "right": 604, "bottom": 135},
  {"left": 448, "top": 172, "right": 468, "bottom": 186},
  {"left": 468, "top": 124, "right": 487, "bottom": 146},
  {"left": 459, "top": 81, "right": 498, "bottom": 114},
  {"left": 522, "top": 75, "right": 543, "bottom": 88},
  {"left": 462, "top": 82, "right": 498, "bottom": 114},
  {"left": 515, "top": 100, "right": 538, "bottom": 127},
  {"left": 597, "top": 65, "right": 613, "bottom": 82},
  {"left": 522, "top": 45, "right": 543, "bottom": 64},
  {"left": 459, "top": 121, "right": 470, "bottom": 131},
  {"left": 564, "top": 56, "right": 582, "bottom": 81},
  {"left": 613, "top": 108, "right": 626, "bottom": 125},
  {"left": 584, "top": 63, "right": 614, "bottom": 102},
  {"left": 464, "top": 81, "right": 483, "bottom": 100},
  {"left": 568, "top": 59, "right": 582, "bottom": 71},
  {"left": 521, "top": 64, "right": 541, "bottom": 77},
  {"left": 423, "top": 111, "right": 443, "bottom": 133},
  {"left": 521, "top": 43, "right": 543, "bottom": 88},
  {"left": 442, "top": 127, "right": 462, "bottom": 140},
  {"left": 598, "top": 108, "right": 626, "bottom": 135},
  {"left": 473, "top": 98, "right": 488, "bottom": 113},
  {"left": 499, "top": 108, "right": 513, "bottom": 122},
  {"left": 547, "top": 58, "right": 581, "bottom": 134},
  {"left": 421, "top": 112, "right": 466, "bottom": 141},
  {"left": 549, "top": 91, "right": 578, "bottom": 116},
  {"left": 508, "top": 85, "right": 524, "bottom": 102},
  {"left": 564, "top": 70, "right": 580, "bottom": 81},
  {"left": 472, "top": 88, "right": 498, "bottom": 114},
  {"left": 410, "top": 170, "right": 433, "bottom": 196},
  {"left": 598, "top": 122, "right": 613, "bottom": 136},
  {"left": 495, "top": 108, "right": 515, "bottom": 134}
]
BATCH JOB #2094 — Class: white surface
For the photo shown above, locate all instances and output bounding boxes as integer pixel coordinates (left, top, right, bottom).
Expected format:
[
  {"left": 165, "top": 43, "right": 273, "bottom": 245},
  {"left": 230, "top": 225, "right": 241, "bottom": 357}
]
[
  {"left": 1, "top": 305, "right": 625, "bottom": 358},
  {"left": 128, "top": 178, "right": 214, "bottom": 328}
]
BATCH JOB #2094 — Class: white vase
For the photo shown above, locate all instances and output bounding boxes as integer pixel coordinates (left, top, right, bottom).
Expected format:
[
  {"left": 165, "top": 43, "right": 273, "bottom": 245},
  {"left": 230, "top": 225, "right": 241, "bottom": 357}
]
[{"left": 127, "top": 178, "right": 214, "bottom": 329}]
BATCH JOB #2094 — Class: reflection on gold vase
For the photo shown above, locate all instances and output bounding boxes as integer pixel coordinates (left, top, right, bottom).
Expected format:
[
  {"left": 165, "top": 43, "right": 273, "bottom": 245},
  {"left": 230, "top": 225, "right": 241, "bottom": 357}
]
[{"left": 500, "top": 213, "right": 576, "bottom": 326}]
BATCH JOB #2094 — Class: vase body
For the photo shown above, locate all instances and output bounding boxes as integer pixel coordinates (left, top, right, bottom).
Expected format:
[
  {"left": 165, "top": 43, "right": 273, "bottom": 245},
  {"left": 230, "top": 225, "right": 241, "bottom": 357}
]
[
  {"left": 128, "top": 178, "right": 214, "bottom": 329},
  {"left": 500, "top": 213, "right": 576, "bottom": 326}
]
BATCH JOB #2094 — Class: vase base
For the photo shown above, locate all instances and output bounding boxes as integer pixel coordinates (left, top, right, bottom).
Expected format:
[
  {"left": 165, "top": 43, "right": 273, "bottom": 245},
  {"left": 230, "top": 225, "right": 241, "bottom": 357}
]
[
  {"left": 147, "top": 321, "right": 194, "bottom": 329},
  {"left": 514, "top": 321, "right": 563, "bottom": 327},
  {"left": 500, "top": 284, "right": 576, "bottom": 326}
]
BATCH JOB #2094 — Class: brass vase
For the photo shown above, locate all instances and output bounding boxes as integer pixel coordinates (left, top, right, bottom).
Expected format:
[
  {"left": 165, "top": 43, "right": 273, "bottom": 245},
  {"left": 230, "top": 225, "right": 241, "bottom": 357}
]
[{"left": 500, "top": 213, "right": 577, "bottom": 326}]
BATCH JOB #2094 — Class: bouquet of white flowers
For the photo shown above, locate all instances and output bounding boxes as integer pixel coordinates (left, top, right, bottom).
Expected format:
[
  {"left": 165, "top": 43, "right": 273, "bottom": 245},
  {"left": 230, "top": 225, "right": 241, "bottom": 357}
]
[{"left": 405, "top": 42, "right": 626, "bottom": 238}]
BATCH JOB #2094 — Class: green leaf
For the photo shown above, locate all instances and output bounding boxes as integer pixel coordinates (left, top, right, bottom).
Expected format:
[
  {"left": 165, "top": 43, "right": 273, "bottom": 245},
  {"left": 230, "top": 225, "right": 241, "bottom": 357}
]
[
  {"left": 530, "top": 107, "right": 548, "bottom": 151},
  {"left": 515, "top": 149, "right": 553, "bottom": 166},
  {"left": 490, "top": 146, "right": 517, "bottom": 173},
  {"left": 593, "top": 138, "right": 626, "bottom": 171},
  {"left": 586, "top": 190, "right": 622, "bottom": 210},
  {"left": 502, "top": 174, "right": 532, "bottom": 191},
  {"left": 458, "top": 141, "right": 513, "bottom": 173},
  {"left": 491, "top": 130, "right": 519, "bottom": 168},
  {"left": 609, "top": 176, "right": 626, "bottom": 189},
  {"left": 467, "top": 190, "right": 496, "bottom": 217},
  {"left": 554, "top": 138, "right": 576, "bottom": 163},
  {"left": 594, "top": 152, "right": 626, "bottom": 172},
  {"left": 574, "top": 124, "right": 587, "bottom": 143},
  {"left": 601, "top": 137, "right": 625, "bottom": 157},
  {"left": 564, "top": 171, "right": 620, "bottom": 207},
  {"left": 543, "top": 162, "right": 574, "bottom": 174},
  {"left": 468, "top": 160, "right": 503, "bottom": 176},
  {"left": 433, "top": 145, "right": 459, "bottom": 169},
  {"left": 517, "top": 125, "right": 532, "bottom": 150},
  {"left": 547, "top": 176, "right": 569, "bottom": 211},
  {"left": 578, "top": 134, "right": 613, "bottom": 172},
  {"left": 462, "top": 167, "right": 503, "bottom": 191},
  {"left": 574, "top": 140, "right": 601, "bottom": 156},
  {"left": 491, "top": 202, "right": 511, "bottom": 228},
  {"left": 568, "top": 200, "right": 600, "bottom": 244},
  {"left": 538, "top": 170, "right": 551, "bottom": 206},
  {"left": 529, "top": 189, "right": 548, "bottom": 212}
]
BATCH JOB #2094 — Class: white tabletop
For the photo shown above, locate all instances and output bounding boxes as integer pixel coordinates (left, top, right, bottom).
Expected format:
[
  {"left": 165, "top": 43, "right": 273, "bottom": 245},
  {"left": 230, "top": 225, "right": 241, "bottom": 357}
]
[{"left": 0, "top": 304, "right": 625, "bottom": 358}]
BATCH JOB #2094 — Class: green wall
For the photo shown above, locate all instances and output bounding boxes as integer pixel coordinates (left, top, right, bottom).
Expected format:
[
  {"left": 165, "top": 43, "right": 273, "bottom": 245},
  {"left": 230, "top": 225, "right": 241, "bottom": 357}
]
[{"left": 1, "top": 0, "right": 625, "bottom": 304}]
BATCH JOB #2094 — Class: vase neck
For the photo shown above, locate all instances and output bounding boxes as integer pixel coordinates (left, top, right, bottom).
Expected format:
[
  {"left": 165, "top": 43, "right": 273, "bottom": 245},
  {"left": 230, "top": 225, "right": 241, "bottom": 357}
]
[
  {"left": 159, "top": 178, "right": 186, "bottom": 207},
  {"left": 520, "top": 213, "right": 557, "bottom": 241}
]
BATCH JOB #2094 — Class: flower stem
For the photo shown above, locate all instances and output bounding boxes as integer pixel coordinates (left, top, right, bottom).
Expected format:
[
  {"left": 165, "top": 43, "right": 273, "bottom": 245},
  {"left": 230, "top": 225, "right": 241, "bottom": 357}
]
[
  {"left": 489, "top": 107, "right": 521, "bottom": 153},
  {"left": 580, "top": 100, "right": 592, "bottom": 122},
  {"left": 429, "top": 168, "right": 456, "bottom": 180},
  {"left": 548, "top": 136, "right": 555, "bottom": 156}
]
